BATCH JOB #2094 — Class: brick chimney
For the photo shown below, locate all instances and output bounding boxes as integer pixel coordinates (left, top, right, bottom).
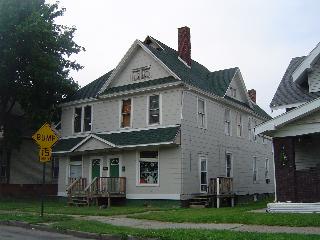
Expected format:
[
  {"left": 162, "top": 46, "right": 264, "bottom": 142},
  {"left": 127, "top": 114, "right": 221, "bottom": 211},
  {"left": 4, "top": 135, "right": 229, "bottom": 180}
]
[
  {"left": 248, "top": 89, "right": 256, "bottom": 103},
  {"left": 178, "top": 26, "right": 191, "bottom": 66}
]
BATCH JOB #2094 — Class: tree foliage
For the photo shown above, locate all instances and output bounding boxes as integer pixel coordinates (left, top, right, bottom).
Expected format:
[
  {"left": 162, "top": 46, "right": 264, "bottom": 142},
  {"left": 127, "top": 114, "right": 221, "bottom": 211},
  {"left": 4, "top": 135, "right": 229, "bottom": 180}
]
[{"left": 0, "top": 0, "right": 84, "bottom": 151}]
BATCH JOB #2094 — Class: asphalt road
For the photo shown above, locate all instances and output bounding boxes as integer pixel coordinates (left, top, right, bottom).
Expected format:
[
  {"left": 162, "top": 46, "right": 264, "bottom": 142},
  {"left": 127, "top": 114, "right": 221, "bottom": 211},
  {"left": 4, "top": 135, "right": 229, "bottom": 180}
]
[{"left": 0, "top": 225, "right": 95, "bottom": 240}]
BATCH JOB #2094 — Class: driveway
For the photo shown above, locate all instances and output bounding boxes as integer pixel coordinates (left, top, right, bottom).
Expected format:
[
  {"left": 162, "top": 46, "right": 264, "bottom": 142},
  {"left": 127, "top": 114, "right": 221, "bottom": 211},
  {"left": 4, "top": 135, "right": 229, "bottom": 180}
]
[{"left": 0, "top": 225, "right": 95, "bottom": 240}]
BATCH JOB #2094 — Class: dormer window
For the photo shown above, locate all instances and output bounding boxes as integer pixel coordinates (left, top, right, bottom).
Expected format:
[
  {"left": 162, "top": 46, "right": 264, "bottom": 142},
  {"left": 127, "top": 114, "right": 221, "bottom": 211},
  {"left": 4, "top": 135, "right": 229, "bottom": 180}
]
[
  {"left": 230, "top": 87, "right": 237, "bottom": 98},
  {"left": 132, "top": 66, "right": 151, "bottom": 81}
]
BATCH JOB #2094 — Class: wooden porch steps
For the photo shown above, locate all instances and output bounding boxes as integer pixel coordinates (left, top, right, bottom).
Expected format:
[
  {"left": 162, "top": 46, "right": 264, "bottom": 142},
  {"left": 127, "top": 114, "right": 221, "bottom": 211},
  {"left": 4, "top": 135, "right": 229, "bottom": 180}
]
[
  {"left": 189, "top": 195, "right": 212, "bottom": 208},
  {"left": 68, "top": 196, "right": 88, "bottom": 206}
]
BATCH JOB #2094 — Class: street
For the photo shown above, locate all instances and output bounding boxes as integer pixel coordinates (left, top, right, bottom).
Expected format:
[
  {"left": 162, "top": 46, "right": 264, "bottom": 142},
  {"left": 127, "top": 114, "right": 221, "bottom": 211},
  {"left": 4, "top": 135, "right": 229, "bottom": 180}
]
[{"left": 0, "top": 225, "right": 95, "bottom": 240}]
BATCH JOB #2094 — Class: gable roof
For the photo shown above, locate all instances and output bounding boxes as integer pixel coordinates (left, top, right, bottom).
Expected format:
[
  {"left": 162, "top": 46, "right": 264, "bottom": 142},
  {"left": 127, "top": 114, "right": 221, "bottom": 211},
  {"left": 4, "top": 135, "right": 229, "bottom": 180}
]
[
  {"left": 270, "top": 57, "right": 320, "bottom": 110},
  {"left": 52, "top": 126, "right": 180, "bottom": 153},
  {"left": 65, "top": 70, "right": 113, "bottom": 102},
  {"left": 62, "top": 36, "right": 270, "bottom": 120}
]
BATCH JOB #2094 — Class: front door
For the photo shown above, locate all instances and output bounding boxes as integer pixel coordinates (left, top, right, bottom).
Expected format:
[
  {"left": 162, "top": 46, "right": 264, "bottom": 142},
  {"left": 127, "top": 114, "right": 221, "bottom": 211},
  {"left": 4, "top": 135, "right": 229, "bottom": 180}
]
[
  {"left": 109, "top": 158, "right": 119, "bottom": 177},
  {"left": 91, "top": 159, "right": 101, "bottom": 180}
]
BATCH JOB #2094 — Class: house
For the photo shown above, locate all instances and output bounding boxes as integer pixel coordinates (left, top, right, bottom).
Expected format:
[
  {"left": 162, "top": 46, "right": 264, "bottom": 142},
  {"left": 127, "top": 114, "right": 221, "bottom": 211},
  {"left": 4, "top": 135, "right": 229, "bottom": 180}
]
[
  {"left": 0, "top": 104, "right": 59, "bottom": 197},
  {"left": 256, "top": 43, "right": 320, "bottom": 212},
  {"left": 53, "top": 27, "right": 274, "bottom": 204}
]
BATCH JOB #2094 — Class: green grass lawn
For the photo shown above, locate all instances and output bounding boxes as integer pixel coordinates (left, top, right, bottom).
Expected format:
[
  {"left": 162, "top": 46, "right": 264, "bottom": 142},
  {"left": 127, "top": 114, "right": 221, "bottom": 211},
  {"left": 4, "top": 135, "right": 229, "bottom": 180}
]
[
  {"left": 130, "top": 200, "right": 320, "bottom": 227},
  {"left": 52, "top": 219, "right": 320, "bottom": 240},
  {"left": 0, "top": 198, "right": 176, "bottom": 216}
]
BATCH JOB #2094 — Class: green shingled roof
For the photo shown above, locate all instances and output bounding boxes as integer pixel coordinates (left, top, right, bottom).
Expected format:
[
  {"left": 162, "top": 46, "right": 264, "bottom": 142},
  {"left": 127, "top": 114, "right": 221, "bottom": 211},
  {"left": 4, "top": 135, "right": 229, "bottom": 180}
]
[
  {"left": 97, "top": 126, "right": 179, "bottom": 146},
  {"left": 52, "top": 126, "right": 179, "bottom": 153},
  {"left": 102, "top": 76, "right": 179, "bottom": 95},
  {"left": 65, "top": 70, "right": 113, "bottom": 102},
  {"left": 53, "top": 136, "right": 86, "bottom": 152}
]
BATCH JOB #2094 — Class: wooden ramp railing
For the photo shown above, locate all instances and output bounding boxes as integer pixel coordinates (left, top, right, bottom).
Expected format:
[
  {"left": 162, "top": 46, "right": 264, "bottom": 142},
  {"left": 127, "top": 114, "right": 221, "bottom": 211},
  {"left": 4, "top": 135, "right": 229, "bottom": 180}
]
[
  {"left": 85, "top": 177, "right": 126, "bottom": 197},
  {"left": 66, "top": 177, "right": 87, "bottom": 196},
  {"left": 207, "top": 177, "right": 234, "bottom": 208}
]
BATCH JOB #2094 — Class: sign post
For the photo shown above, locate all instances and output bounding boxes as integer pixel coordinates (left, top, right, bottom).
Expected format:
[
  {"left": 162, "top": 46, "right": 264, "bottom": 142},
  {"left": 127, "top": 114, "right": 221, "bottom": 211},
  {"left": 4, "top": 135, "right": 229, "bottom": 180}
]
[{"left": 32, "top": 123, "right": 59, "bottom": 217}]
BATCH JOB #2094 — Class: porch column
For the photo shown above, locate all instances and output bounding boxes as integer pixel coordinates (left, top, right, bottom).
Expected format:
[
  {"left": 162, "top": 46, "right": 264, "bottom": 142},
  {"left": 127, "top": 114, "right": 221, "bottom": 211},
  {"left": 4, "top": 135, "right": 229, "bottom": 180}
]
[{"left": 273, "top": 137, "right": 296, "bottom": 202}]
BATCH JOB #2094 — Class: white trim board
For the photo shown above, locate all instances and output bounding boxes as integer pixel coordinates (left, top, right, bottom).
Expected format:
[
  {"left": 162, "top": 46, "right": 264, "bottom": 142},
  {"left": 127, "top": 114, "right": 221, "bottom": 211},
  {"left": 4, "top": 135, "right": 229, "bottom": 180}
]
[
  {"left": 293, "top": 42, "right": 320, "bottom": 83},
  {"left": 126, "top": 194, "right": 180, "bottom": 200},
  {"left": 256, "top": 97, "right": 320, "bottom": 136}
]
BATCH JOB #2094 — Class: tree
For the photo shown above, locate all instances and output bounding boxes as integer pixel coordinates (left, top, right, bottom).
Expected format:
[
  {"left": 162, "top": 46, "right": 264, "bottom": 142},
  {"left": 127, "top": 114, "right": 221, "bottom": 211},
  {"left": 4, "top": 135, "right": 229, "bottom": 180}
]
[{"left": 0, "top": 0, "right": 84, "bottom": 182}]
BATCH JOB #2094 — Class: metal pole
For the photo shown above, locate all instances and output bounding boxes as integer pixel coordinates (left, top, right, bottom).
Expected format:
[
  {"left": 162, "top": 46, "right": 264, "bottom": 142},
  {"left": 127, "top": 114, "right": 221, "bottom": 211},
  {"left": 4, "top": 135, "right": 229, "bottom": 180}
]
[{"left": 41, "top": 162, "right": 46, "bottom": 217}]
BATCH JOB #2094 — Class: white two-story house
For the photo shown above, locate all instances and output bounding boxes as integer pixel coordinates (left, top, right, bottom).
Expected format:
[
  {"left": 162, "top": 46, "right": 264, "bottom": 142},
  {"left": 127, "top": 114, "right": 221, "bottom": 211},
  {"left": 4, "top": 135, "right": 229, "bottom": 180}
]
[{"left": 53, "top": 27, "right": 274, "bottom": 201}]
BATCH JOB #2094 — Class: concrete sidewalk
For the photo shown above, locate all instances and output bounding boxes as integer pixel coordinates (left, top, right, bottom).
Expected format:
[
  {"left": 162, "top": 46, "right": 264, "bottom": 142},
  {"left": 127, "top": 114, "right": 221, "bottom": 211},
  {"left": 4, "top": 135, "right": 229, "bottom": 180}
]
[{"left": 80, "top": 215, "right": 320, "bottom": 235}]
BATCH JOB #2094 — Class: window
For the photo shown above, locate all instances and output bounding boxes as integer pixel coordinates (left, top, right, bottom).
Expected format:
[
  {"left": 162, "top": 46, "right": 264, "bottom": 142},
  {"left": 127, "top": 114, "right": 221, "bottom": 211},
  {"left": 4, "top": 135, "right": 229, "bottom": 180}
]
[
  {"left": 132, "top": 66, "right": 151, "bottom": 81},
  {"left": 197, "top": 98, "right": 206, "bottom": 128},
  {"left": 253, "top": 157, "right": 258, "bottom": 183},
  {"left": 248, "top": 117, "right": 253, "bottom": 141},
  {"left": 226, "top": 153, "right": 232, "bottom": 177},
  {"left": 73, "top": 105, "right": 92, "bottom": 133},
  {"left": 148, "top": 95, "right": 160, "bottom": 125},
  {"left": 121, "top": 99, "right": 132, "bottom": 128},
  {"left": 230, "top": 87, "right": 237, "bottom": 98},
  {"left": 0, "top": 151, "right": 7, "bottom": 180},
  {"left": 52, "top": 157, "right": 59, "bottom": 179},
  {"left": 200, "top": 156, "right": 208, "bottom": 192},
  {"left": 265, "top": 158, "right": 270, "bottom": 182},
  {"left": 69, "top": 156, "right": 82, "bottom": 179},
  {"left": 224, "top": 109, "right": 231, "bottom": 135},
  {"left": 236, "top": 113, "right": 242, "bottom": 137},
  {"left": 138, "top": 151, "right": 158, "bottom": 185},
  {"left": 253, "top": 119, "right": 257, "bottom": 141}
]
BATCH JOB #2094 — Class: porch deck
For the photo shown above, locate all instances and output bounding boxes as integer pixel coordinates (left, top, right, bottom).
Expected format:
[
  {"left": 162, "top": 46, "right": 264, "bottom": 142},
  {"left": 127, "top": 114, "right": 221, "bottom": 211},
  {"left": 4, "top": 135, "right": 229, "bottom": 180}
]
[
  {"left": 66, "top": 177, "right": 126, "bottom": 206},
  {"left": 190, "top": 177, "right": 234, "bottom": 208}
]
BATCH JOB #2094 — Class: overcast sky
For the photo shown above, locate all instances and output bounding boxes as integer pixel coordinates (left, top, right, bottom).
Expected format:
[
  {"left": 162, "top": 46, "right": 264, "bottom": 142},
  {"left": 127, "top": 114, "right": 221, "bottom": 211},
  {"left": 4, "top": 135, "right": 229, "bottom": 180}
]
[{"left": 50, "top": 0, "right": 319, "bottom": 116}]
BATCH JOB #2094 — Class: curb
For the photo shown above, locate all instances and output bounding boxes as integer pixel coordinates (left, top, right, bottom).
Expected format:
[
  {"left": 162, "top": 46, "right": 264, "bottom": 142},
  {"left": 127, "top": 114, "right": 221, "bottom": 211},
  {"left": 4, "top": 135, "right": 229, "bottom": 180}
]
[{"left": 0, "top": 220, "right": 156, "bottom": 240}]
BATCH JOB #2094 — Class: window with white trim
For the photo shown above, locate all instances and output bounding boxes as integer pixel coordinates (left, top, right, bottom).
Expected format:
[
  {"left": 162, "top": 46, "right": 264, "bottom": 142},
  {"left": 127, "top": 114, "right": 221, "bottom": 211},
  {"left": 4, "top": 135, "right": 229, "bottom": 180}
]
[
  {"left": 121, "top": 99, "right": 132, "bottom": 128},
  {"left": 52, "top": 157, "right": 59, "bottom": 179},
  {"left": 236, "top": 113, "right": 242, "bottom": 137},
  {"left": 224, "top": 109, "right": 231, "bottom": 136},
  {"left": 148, "top": 95, "right": 160, "bottom": 125},
  {"left": 253, "top": 156, "right": 258, "bottom": 183},
  {"left": 69, "top": 156, "right": 82, "bottom": 179},
  {"left": 253, "top": 119, "right": 257, "bottom": 141},
  {"left": 248, "top": 117, "right": 253, "bottom": 141},
  {"left": 230, "top": 87, "right": 237, "bottom": 98},
  {"left": 200, "top": 155, "right": 208, "bottom": 192},
  {"left": 197, "top": 98, "right": 206, "bottom": 128},
  {"left": 138, "top": 151, "right": 158, "bottom": 185},
  {"left": 74, "top": 105, "right": 92, "bottom": 133},
  {"left": 265, "top": 158, "right": 270, "bottom": 182},
  {"left": 226, "top": 153, "right": 232, "bottom": 177}
]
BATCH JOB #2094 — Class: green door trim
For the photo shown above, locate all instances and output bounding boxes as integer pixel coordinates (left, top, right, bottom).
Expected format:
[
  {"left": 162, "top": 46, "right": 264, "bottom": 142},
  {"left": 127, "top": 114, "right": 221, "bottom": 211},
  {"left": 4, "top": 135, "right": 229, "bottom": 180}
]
[
  {"left": 91, "top": 158, "right": 101, "bottom": 180},
  {"left": 109, "top": 157, "right": 120, "bottom": 177}
]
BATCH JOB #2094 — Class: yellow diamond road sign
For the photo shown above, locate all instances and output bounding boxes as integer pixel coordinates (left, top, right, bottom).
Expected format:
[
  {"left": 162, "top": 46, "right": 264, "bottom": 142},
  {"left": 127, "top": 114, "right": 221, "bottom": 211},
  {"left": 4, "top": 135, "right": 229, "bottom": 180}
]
[
  {"left": 39, "top": 147, "right": 52, "bottom": 163},
  {"left": 32, "top": 123, "right": 59, "bottom": 148}
]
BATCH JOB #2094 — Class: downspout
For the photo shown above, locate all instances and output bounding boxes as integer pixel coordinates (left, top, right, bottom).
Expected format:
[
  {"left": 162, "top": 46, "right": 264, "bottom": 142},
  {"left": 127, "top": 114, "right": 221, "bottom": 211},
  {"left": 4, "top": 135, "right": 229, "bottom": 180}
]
[
  {"left": 180, "top": 90, "right": 184, "bottom": 199},
  {"left": 272, "top": 142, "right": 277, "bottom": 202}
]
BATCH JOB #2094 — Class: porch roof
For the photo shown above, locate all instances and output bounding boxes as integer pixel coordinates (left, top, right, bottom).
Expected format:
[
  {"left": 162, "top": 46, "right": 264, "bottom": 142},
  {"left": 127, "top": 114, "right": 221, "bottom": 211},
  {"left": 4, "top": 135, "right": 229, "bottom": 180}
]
[{"left": 52, "top": 126, "right": 180, "bottom": 154}]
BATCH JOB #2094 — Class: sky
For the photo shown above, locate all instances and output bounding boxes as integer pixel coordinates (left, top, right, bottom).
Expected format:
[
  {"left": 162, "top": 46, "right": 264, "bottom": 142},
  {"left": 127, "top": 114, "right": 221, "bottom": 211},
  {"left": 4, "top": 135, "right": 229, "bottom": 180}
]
[{"left": 49, "top": 0, "right": 319, "bottom": 116}]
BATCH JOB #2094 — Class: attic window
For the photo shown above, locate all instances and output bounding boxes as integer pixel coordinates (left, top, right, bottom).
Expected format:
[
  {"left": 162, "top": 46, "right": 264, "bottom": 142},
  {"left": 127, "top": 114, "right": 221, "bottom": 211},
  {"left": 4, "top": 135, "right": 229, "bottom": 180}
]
[
  {"left": 230, "top": 87, "right": 237, "bottom": 98},
  {"left": 132, "top": 66, "right": 151, "bottom": 81}
]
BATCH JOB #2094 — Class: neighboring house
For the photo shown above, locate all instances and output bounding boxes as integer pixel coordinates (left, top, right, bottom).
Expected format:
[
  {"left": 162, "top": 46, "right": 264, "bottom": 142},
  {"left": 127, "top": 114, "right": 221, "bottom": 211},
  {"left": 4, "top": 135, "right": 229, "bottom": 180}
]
[
  {"left": 256, "top": 43, "right": 320, "bottom": 208},
  {"left": 53, "top": 26, "right": 274, "bottom": 201},
  {"left": 0, "top": 104, "right": 59, "bottom": 197}
]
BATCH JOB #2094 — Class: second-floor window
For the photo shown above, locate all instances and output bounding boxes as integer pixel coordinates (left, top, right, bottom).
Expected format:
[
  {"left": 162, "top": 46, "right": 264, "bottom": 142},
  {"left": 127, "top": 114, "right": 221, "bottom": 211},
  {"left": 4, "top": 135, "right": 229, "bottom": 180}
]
[
  {"left": 236, "top": 113, "right": 242, "bottom": 137},
  {"left": 224, "top": 109, "right": 231, "bottom": 135},
  {"left": 74, "top": 105, "right": 92, "bottom": 133},
  {"left": 149, "top": 95, "right": 160, "bottom": 125},
  {"left": 226, "top": 153, "right": 232, "bottom": 177},
  {"left": 197, "top": 98, "right": 206, "bottom": 128},
  {"left": 121, "top": 99, "right": 132, "bottom": 128}
]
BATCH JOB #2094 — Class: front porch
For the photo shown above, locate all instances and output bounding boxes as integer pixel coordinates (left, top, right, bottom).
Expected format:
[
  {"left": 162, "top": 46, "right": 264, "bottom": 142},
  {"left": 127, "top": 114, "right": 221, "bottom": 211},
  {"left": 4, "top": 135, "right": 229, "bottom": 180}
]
[{"left": 66, "top": 177, "right": 126, "bottom": 206}]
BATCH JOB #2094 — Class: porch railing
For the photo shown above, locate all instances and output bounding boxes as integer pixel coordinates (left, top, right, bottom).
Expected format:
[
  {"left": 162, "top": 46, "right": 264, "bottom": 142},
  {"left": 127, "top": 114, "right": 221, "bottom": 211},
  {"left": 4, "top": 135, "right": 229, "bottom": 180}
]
[
  {"left": 66, "top": 177, "right": 87, "bottom": 196},
  {"left": 208, "top": 177, "right": 233, "bottom": 195},
  {"left": 85, "top": 177, "right": 126, "bottom": 196}
]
